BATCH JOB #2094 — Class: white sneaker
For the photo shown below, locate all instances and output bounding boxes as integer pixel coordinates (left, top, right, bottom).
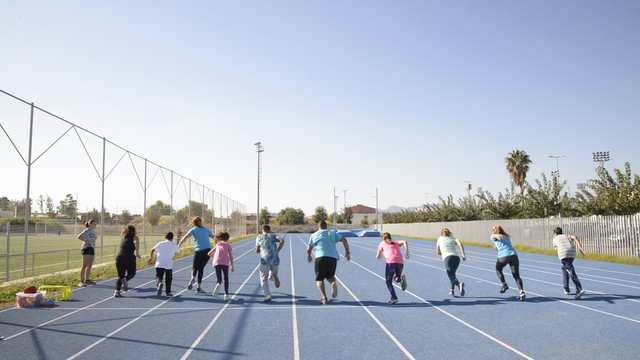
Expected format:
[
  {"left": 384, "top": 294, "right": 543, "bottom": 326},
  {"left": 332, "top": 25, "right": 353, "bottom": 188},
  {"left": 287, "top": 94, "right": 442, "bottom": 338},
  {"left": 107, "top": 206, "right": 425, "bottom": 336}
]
[
  {"left": 212, "top": 283, "right": 221, "bottom": 297},
  {"left": 224, "top": 294, "right": 230, "bottom": 301}
]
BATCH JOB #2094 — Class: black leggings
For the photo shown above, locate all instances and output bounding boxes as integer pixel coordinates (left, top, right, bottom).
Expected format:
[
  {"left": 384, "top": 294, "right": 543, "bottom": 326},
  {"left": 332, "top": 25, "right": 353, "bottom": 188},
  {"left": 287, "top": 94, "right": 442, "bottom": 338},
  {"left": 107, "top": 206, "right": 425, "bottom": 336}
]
[
  {"left": 214, "top": 265, "right": 230, "bottom": 294},
  {"left": 192, "top": 249, "right": 211, "bottom": 285},
  {"left": 443, "top": 255, "right": 461, "bottom": 290},
  {"left": 156, "top": 268, "right": 173, "bottom": 294},
  {"left": 495, "top": 255, "right": 523, "bottom": 291},
  {"left": 115, "top": 255, "right": 136, "bottom": 291}
]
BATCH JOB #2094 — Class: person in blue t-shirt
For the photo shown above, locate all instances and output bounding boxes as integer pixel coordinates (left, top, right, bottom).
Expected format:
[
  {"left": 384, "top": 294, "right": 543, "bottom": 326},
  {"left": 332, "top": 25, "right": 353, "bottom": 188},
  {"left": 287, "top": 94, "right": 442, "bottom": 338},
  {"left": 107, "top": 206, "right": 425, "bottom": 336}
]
[
  {"left": 306, "top": 221, "right": 351, "bottom": 305},
  {"left": 178, "top": 216, "right": 214, "bottom": 293},
  {"left": 491, "top": 225, "right": 525, "bottom": 301}
]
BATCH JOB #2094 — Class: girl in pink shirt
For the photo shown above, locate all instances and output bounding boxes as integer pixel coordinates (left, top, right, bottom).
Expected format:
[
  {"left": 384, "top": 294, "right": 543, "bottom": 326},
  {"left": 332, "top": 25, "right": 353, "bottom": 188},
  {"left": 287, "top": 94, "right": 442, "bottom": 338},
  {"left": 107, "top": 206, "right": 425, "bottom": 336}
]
[
  {"left": 208, "top": 232, "right": 234, "bottom": 301},
  {"left": 376, "top": 232, "right": 410, "bottom": 304}
]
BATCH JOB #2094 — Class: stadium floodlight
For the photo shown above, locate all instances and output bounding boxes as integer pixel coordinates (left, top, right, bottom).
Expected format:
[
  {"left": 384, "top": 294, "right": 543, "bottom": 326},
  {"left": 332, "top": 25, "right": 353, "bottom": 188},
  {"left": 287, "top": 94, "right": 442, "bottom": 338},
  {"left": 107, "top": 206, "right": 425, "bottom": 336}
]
[
  {"left": 593, "top": 151, "right": 610, "bottom": 168},
  {"left": 255, "top": 142, "right": 264, "bottom": 234},
  {"left": 548, "top": 155, "right": 564, "bottom": 180}
]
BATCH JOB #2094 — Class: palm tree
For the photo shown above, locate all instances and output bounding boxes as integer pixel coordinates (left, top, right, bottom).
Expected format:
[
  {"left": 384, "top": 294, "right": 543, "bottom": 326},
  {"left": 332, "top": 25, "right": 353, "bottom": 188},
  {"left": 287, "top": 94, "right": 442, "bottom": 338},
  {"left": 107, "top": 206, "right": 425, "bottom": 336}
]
[{"left": 505, "top": 150, "right": 532, "bottom": 197}]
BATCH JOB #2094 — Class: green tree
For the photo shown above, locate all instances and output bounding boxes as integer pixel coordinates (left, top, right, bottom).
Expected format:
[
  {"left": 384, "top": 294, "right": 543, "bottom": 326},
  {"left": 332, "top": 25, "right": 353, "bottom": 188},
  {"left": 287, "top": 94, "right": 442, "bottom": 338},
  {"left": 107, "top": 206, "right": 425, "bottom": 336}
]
[
  {"left": 360, "top": 218, "right": 369, "bottom": 227},
  {"left": 37, "top": 195, "right": 45, "bottom": 214},
  {"left": 274, "top": 207, "right": 306, "bottom": 225},
  {"left": 0, "top": 196, "right": 10, "bottom": 211},
  {"left": 176, "top": 201, "right": 214, "bottom": 225},
  {"left": 477, "top": 184, "right": 522, "bottom": 220},
  {"left": 575, "top": 162, "right": 640, "bottom": 216},
  {"left": 120, "top": 209, "right": 133, "bottom": 225},
  {"left": 505, "top": 150, "right": 532, "bottom": 197},
  {"left": 146, "top": 200, "right": 172, "bottom": 226},
  {"left": 312, "top": 206, "right": 328, "bottom": 223},
  {"left": 524, "top": 173, "right": 571, "bottom": 218},
  {"left": 57, "top": 194, "right": 77, "bottom": 218},
  {"left": 46, "top": 196, "right": 56, "bottom": 219},
  {"left": 342, "top": 207, "right": 353, "bottom": 224},
  {"left": 259, "top": 207, "right": 271, "bottom": 225}
]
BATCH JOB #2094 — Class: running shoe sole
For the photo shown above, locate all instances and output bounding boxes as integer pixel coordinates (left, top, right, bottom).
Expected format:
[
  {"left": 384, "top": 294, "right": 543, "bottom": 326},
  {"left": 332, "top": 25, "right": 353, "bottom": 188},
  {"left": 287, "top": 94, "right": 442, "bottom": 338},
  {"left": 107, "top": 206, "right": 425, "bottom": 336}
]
[
  {"left": 401, "top": 275, "right": 407, "bottom": 291},
  {"left": 122, "top": 278, "right": 128, "bottom": 292},
  {"left": 273, "top": 274, "right": 280, "bottom": 288},
  {"left": 500, "top": 284, "right": 509, "bottom": 293},
  {"left": 331, "top": 282, "right": 338, "bottom": 298},
  {"left": 157, "top": 283, "right": 163, "bottom": 296},
  {"left": 459, "top": 282, "right": 465, "bottom": 297},
  {"left": 213, "top": 284, "right": 221, "bottom": 297},
  {"left": 574, "top": 290, "right": 585, "bottom": 300}
]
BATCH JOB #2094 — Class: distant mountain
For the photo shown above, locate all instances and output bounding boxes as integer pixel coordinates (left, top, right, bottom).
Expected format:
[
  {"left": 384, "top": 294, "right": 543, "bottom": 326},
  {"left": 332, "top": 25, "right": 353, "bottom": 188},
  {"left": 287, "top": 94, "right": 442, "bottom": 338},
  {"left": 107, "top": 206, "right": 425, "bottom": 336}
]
[{"left": 383, "top": 205, "right": 421, "bottom": 213}]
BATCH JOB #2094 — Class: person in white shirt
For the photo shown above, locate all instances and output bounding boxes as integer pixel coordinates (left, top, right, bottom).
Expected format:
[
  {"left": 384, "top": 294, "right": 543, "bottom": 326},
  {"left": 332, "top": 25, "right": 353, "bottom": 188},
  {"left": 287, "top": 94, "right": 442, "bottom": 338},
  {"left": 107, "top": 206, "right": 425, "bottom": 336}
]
[
  {"left": 149, "top": 232, "right": 182, "bottom": 297},
  {"left": 552, "top": 227, "right": 586, "bottom": 300}
]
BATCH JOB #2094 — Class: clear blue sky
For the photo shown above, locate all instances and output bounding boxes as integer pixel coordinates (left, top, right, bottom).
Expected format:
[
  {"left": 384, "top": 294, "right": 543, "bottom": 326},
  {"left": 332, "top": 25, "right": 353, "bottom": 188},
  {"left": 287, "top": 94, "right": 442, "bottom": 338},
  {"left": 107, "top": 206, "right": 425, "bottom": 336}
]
[{"left": 2, "top": 1, "right": 639, "bottom": 216}]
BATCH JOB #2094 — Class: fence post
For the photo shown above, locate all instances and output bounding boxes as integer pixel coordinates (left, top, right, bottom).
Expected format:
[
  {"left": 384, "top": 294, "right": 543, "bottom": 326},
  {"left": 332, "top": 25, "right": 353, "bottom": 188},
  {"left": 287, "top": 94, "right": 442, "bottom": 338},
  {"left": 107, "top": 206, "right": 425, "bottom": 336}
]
[
  {"left": 23, "top": 102, "right": 35, "bottom": 278},
  {"left": 6, "top": 222, "right": 10, "bottom": 281}
]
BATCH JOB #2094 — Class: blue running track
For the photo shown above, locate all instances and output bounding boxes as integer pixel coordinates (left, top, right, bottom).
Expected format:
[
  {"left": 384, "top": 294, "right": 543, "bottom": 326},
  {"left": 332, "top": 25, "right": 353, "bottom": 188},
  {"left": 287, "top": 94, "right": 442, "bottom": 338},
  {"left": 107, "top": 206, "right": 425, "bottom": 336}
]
[{"left": 1, "top": 234, "right": 639, "bottom": 359}]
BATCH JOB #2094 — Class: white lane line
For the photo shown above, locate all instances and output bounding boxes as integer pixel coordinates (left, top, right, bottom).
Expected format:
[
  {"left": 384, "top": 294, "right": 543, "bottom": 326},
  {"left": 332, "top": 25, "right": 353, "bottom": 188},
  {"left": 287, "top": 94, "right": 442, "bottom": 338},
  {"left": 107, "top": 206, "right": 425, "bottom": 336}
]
[
  {"left": 180, "top": 261, "right": 261, "bottom": 360},
  {"left": 353, "top": 242, "right": 640, "bottom": 323},
  {"left": 299, "top": 235, "right": 416, "bottom": 359},
  {"left": 290, "top": 234, "right": 301, "bottom": 360},
  {"left": 347, "top": 259, "right": 535, "bottom": 360},
  {"left": 1, "top": 262, "right": 191, "bottom": 340},
  {"left": 68, "top": 246, "right": 256, "bottom": 359},
  {"left": 335, "top": 276, "right": 416, "bottom": 360}
]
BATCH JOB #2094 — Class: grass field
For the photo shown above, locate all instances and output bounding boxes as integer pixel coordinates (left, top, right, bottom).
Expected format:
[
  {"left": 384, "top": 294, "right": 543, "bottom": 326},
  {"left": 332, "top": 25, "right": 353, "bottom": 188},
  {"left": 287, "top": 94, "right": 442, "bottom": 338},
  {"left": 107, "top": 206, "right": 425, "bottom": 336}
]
[
  {"left": 0, "top": 234, "right": 254, "bottom": 307},
  {"left": 0, "top": 234, "right": 187, "bottom": 282}
]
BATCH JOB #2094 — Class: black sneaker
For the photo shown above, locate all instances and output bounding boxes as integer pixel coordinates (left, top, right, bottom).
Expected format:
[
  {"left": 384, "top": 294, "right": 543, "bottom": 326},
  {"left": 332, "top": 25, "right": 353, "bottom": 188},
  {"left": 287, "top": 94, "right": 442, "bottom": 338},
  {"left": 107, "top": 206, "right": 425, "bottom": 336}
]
[
  {"left": 114, "top": 291, "right": 122, "bottom": 298},
  {"left": 388, "top": 297, "right": 398, "bottom": 304},
  {"left": 157, "top": 283, "right": 163, "bottom": 296},
  {"left": 196, "top": 288, "right": 205, "bottom": 294},
  {"left": 121, "top": 278, "right": 128, "bottom": 292},
  {"left": 574, "top": 289, "right": 585, "bottom": 300},
  {"left": 166, "top": 292, "right": 173, "bottom": 297},
  {"left": 500, "top": 284, "right": 509, "bottom": 293},
  {"left": 84, "top": 279, "right": 96, "bottom": 285},
  {"left": 187, "top": 278, "right": 195, "bottom": 290},
  {"left": 401, "top": 275, "right": 407, "bottom": 291}
]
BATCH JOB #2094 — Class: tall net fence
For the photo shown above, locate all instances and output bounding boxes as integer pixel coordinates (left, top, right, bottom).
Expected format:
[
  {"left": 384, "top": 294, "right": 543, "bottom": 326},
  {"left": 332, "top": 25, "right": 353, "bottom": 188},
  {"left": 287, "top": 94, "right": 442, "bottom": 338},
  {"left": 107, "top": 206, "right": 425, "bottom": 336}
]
[{"left": 0, "top": 89, "right": 247, "bottom": 282}]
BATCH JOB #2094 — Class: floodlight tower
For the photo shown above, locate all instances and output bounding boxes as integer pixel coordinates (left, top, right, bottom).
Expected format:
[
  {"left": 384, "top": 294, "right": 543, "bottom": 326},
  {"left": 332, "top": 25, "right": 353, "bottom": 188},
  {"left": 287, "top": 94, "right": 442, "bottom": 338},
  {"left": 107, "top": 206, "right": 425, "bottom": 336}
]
[
  {"left": 593, "top": 151, "right": 610, "bottom": 168},
  {"left": 548, "top": 155, "right": 565, "bottom": 180},
  {"left": 255, "top": 142, "right": 264, "bottom": 234}
]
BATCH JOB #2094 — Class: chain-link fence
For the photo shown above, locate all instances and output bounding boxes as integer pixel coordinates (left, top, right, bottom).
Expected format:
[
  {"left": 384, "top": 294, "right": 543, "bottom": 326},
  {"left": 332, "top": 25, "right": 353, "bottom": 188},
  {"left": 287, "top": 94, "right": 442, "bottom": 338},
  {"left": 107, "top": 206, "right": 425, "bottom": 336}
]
[
  {"left": 381, "top": 214, "right": 640, "bottom": 258},
  {"left": 0, "top": 89, "right": 247, "bottom": 282}
]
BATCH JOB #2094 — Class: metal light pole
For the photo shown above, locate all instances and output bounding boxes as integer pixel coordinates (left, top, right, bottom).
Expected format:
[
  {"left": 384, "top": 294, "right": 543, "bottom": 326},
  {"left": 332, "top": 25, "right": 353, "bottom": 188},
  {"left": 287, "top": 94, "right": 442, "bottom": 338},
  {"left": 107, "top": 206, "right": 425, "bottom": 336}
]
[
  {"left": 593, "top": 151, "right": 610, "bottom": 168},
  {"left": 333, "top": 188, "right": 338, "bottom": 230},
  {"left": 255, "top": 142, "right": 263, "bottom": 234},
  {"left": 464, "top": 181, "right": 473, "bottom": 198},
  {"left": 342, "top": 189, "right": 347, "bottom": 211},
  {"left": 548, "top": 155, "right": 564, "bottom": 180}
]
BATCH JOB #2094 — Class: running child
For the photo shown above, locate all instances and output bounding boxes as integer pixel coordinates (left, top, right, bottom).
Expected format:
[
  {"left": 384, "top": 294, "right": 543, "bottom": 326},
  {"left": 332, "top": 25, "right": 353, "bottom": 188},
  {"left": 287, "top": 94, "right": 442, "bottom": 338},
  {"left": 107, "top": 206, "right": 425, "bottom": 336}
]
[
  {"left": 148, "top": 232, "right": 182, "bottom": 297},
  {"left": 376, "top": 232, "right": 409, "bottom": 304},
  {"left": 208, "top": 232, "right": 234, "bottom": 301}
]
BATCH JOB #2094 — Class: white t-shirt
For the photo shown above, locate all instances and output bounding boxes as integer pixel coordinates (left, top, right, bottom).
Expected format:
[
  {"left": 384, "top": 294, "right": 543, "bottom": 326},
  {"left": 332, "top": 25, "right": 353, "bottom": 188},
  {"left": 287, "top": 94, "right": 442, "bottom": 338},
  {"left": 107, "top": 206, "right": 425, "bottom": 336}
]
[{"left": 152, "top": 241, "right": 181, "bottom": 269}]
